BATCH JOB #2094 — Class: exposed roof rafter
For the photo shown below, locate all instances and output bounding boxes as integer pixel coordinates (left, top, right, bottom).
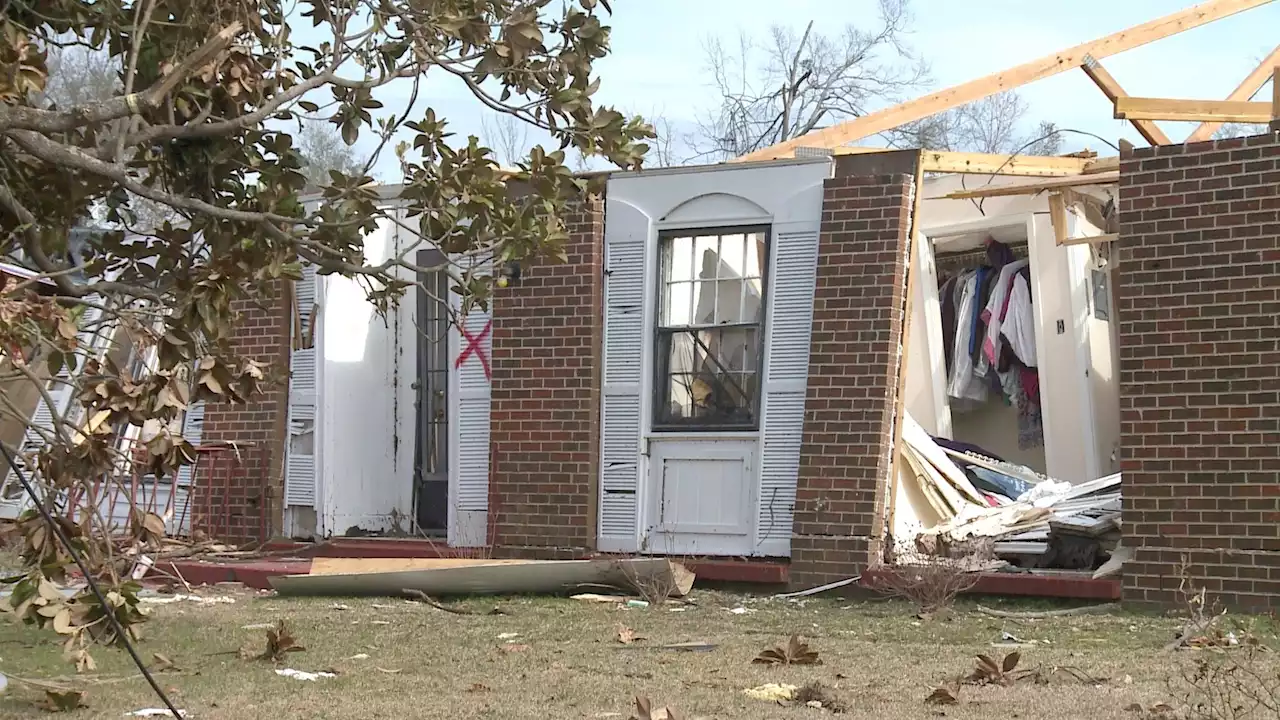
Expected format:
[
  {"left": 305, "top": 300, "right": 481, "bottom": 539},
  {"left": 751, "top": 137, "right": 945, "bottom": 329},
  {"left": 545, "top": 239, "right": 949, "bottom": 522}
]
[
  {"left": 1080, "top": 55, "right": 1171, "bottom": 145},
  {"left": 736, "top": 0, "right": 1277, "bottom": 162},
  {"left": 1186, "top": 44, "right": 1280, "bottom": 142}
]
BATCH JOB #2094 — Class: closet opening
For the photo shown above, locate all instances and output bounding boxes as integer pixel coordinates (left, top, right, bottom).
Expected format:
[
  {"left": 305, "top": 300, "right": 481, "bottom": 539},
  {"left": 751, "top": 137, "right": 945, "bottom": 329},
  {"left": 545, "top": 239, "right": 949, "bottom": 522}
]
[{"left": 931, "top": 223, "right": 1045, "bottom": 475}]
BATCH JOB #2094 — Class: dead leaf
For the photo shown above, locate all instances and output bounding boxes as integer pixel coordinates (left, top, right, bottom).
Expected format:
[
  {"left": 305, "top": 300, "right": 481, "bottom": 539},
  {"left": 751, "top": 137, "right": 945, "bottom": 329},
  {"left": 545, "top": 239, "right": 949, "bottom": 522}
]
[
  {"left": 966, "top": 651, "right": 1023, "bottom": 686},
  {"left": 924, "top": 686, "right": 959, "bottom": 706},
  {"left": 254, "top": 619, "right": 305, "bottom": 662},
  {"left": 151, "top": 652, "right": 180, "bottom": 672},
  {"left": 616, "top": 623, "right": 645, "bottom": 645},
  {"left": 467, "top": 683, "right": 490, "bottom": 693},
  {"left": 752, "top": 635, "right": 821, "bottom": 666},
  {"left": 36, "top": 690, "right": 86, "bottom": 713},
  {"left": 499, "top": 643, "right": 531, "bottom": 653},
  {"left": 631, "top": 696, "right": 682, "bottom": 720}
]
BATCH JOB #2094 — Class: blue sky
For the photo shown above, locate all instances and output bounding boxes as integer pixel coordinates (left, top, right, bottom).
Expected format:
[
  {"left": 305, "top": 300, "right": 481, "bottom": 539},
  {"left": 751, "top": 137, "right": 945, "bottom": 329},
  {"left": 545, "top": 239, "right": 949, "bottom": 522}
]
[{"left": 344, "top": 0, "right": 1280, "bottom": 176}]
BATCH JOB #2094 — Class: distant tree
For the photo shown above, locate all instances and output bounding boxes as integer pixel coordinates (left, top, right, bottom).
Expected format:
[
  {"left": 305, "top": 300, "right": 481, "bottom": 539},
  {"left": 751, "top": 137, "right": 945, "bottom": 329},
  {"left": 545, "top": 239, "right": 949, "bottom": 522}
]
[
  {"left": 1213, "top": 122, "right": 1271, "bottom": 139},
  {"left": 480, "top": 112, "right": 531, "bottom": 166},
  {"left": 691, "top": 2, "right": 1059, "bottom": 162},
  {"left": 691, "top": 1, "right": 926, "bottom": 161},
  {"left": 298, "top": 120, "right": 366, "bottom": 188},
  {"left": 888, "top": 92, "right": 1063, "bottom": 156}
]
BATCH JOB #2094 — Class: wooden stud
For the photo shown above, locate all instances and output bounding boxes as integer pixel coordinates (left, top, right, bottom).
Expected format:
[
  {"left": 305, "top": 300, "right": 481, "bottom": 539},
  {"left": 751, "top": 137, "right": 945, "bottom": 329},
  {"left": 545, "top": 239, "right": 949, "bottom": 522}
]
[
  {"left": 1080, "top": 55, "right": 1172, "bottom": 145},
  {"left": 937, "top": 171, "right": 1120, "bottom": 200},
  {"left": 1048, "top": 192, "right": 1070, "bottom": 246},
  {"left": 1186, "top": 44, "right": 1280, "bottom": 142},
  {"left": 736, "top": 0, "right": 1277, "bottom": 161},
  {"left": 1114, "top": 97, "right": 1272, "bottom": 123}
]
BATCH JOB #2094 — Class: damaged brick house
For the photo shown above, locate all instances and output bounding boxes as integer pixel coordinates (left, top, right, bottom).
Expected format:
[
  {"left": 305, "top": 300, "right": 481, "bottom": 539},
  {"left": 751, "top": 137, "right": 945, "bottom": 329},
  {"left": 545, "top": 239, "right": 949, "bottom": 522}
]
[{"left": 6, "top": 0, "right": 1280, "bottom": 608}]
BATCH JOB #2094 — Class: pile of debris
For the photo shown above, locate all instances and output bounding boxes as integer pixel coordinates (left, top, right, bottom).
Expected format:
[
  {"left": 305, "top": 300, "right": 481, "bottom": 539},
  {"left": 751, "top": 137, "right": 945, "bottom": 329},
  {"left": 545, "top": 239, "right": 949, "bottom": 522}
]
[{"left": 898, "top": 414, "right": 1124, "bottom": 578}]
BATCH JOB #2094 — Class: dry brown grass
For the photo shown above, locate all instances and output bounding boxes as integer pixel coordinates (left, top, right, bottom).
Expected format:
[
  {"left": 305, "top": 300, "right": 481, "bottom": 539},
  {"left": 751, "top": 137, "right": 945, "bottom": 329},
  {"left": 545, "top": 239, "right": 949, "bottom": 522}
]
[{"left": 0, "top": 587, "right": 1194, "bottom": 719}]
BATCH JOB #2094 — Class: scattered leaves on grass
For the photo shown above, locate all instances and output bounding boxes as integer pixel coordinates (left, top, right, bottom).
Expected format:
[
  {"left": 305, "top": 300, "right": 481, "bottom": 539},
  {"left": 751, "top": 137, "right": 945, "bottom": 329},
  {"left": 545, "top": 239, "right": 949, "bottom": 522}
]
[
  {"left": 247, "top": 620, "right": 305, "bottom": 663},
  {"left": 631, "top": 696, "right": 682, "bottom": 720},
  {"left": 752, "top": 635, "right": 821, "bottom": 666},
  {"left": 467, "top": 683, "right": 490, "bottom": 693},
  {"left": 36, "top": 690, "right": 86, "bottom": 713},
  {"left": 968, "top": 651, "right": 1022, "bottom": 686},
  {"left": 794, "top": 681, "right": 848, "bottom": 713},
  {"left": 616, "top": 623, "right": 645, "bottom": 645},
  {"left": 924, "top": 685, "right": 959, "bottom": 706}
]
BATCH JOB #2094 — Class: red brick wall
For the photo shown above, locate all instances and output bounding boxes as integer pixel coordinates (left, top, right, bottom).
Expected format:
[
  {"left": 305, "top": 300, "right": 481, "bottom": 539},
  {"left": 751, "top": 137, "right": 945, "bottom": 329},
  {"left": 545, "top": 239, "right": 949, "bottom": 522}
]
[
  {"left": 1117, "top": 133, "right": 1280, "bottom": 611},
  {"left": 792, "top": 171, "right": 915, "bottom": 589},
  {"left": 194, "top": 280, "right": 292, "bottom": 544},
  {"left": 489, "top": 197, "right": 604, "bottom": 555}
]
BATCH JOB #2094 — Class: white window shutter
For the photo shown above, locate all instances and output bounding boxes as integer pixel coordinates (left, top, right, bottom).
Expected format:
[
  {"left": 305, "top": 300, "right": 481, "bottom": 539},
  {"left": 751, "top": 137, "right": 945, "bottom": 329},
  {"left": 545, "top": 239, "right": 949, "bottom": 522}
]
[
  {"left": 598, "top": 213, "right": 646, "bottom": 552},
  {"left": 450, "top": 277, "right": 493, "bottom": 547},
  {"left": 756, "top": 226, "right": 820, "bottom": 555},
  {"left": 284, "top": 264, "right": 318, "bottom": 508}
]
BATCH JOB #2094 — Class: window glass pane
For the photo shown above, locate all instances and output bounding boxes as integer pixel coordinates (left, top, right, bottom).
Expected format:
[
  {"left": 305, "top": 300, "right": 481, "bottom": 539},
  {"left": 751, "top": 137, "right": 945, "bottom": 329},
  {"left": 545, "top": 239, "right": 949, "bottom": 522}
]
[
  {"left": 656, "top": 327, "right": 761, "bottom": 427},
  {"left": 663, "top": 280, "right": 696, "bottom": 326},
  {"left": 746, "top": 233, "right": 765, "bottom": 297},
  {"left": 694, "top": 236, "right": 718, "bottom": 281},
  {"left": 690, "top": 280, "right": 714, "bottom": 325},
  {"left": 714, "top": 279, "right": 745, "bottom": 324},
  {"left": 719, "top": 234, "right": 746, "bottom": 278},
  {"left": 664, "top": 236, "right": 695, "bottom": 283}
]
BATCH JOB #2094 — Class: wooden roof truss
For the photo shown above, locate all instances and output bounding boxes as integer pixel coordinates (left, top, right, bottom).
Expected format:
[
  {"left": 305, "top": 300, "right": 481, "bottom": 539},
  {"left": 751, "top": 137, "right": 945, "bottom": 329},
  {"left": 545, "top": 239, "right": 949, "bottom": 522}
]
[{"left": 738, "top": 0, "right": 1280, "bottom": 172}]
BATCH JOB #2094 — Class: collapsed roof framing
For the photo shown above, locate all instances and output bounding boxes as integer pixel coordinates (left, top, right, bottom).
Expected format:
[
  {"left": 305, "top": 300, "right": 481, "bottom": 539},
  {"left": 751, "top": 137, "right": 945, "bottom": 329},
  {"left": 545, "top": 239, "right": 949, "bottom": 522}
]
[{"left": 737, "top": 0, "right": 1280, "bottom": 165}]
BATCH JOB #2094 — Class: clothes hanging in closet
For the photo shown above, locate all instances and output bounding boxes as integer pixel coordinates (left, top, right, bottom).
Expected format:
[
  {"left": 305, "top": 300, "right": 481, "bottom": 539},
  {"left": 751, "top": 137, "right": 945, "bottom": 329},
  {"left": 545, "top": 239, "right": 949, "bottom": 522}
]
[{"left": 939, "top": 238, "right": 1043, "bottom": 450}]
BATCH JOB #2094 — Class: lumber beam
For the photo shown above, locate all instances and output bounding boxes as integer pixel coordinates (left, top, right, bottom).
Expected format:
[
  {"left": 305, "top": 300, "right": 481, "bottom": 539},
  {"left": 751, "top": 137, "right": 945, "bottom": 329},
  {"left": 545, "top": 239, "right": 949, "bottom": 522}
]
[
  {"left": 1080, "top": 55, "right": 1172, "bottom": 145},
  {"left": 1273, "top": 66, "right": 1280, "bottom": 132},
  {"left": 1186, "top": 44, "right": 1280, "bottom": 142},
  {"left": 833, "top": 147, "right": 1097, "bottom": 177},
  {"left": 831, "top": 147, "right": 1123, "bottom": 177},
  {"left": 936, "top": 171, "right": 1120, "bottom": 200},
  {"left": 736, "top": 0, "right": 1277, "bottom": 162},
  {"left": 1114, "top": 97, "right": 1272, "bottom": 123}
]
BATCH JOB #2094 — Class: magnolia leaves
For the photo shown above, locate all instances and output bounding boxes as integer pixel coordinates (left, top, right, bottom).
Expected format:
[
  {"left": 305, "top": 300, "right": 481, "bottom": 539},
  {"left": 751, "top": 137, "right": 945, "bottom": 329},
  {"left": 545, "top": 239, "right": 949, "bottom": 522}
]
[
  {"left": 246, "top": 620, "right": 307, "bottom": 663},
  {"left": 753, "top": 635, "right": 821, "bottom": 666}
]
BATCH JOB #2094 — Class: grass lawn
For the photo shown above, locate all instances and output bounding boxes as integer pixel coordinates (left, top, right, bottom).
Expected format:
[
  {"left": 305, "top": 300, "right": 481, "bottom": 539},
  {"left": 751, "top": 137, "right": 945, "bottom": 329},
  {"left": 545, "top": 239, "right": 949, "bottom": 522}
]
[{"left": 0, "top": 585, "right": 1204, "bottom": 719}]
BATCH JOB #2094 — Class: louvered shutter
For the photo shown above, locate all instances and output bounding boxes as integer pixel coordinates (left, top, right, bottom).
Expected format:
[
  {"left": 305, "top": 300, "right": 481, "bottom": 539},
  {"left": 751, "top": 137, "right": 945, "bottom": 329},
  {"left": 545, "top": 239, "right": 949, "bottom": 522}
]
[
  {"left": 755, "top": 223, "right": 820, "bottom": 555},
  {"left": 284, "top": 264, "right": 318, "bottom": 508},
  {"left": 170, "top": 400, "right": 204, "bottom": 535},
  {"left": 449, "top": 258, "right": 492, "bottom": 548},
  {"left": 597, "top": 201, "right": 646, "bottom": 552}
]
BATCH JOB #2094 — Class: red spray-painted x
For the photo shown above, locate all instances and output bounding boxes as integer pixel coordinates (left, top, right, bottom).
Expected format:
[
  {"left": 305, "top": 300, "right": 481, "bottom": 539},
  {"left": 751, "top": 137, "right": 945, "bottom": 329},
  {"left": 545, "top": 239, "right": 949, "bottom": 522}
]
[{"left": 455, "top": 319, "right": 492, "bottom": 380}]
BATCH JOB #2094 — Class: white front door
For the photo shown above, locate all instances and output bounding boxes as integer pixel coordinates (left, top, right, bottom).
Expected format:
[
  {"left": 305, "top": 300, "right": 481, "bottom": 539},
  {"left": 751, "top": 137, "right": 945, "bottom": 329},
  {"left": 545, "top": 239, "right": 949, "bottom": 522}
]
[{"left": 642, "top": 439, "right": 756, "bottom": 555}]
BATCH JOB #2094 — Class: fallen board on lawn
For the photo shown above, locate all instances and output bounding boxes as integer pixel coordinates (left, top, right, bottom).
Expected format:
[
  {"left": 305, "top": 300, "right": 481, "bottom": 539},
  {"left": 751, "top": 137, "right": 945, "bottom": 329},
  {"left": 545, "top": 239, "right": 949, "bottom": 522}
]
[{"left": 269, "top": 558, "right": 695, "bottom": 598}]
